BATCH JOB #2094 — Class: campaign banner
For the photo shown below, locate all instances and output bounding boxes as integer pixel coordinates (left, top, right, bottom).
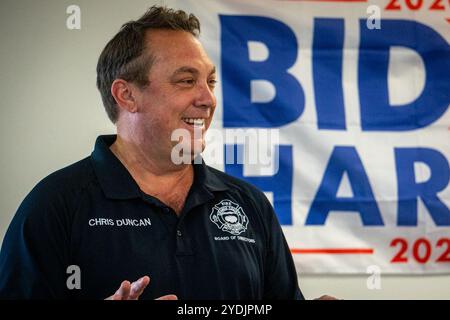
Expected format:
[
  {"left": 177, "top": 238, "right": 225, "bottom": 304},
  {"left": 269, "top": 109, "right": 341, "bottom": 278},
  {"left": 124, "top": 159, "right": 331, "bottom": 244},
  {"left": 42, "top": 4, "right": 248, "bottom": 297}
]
[{"left": 167, "top": 0, "right": 450, "bottom": 274}]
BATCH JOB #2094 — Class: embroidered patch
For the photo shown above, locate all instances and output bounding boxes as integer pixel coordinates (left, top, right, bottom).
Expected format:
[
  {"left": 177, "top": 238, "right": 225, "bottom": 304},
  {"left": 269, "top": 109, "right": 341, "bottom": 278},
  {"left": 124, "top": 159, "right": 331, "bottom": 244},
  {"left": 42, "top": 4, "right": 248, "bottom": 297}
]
[{"left": 210, "top": 199, "right": 248, "bottom": 235}]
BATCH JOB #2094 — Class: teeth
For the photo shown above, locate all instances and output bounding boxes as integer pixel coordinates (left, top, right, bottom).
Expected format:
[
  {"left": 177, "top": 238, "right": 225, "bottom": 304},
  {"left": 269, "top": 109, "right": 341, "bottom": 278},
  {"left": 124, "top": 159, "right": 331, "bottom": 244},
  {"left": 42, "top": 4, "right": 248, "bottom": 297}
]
[{"left": 183, "top": 118, "right": 205, "bottom": 126}]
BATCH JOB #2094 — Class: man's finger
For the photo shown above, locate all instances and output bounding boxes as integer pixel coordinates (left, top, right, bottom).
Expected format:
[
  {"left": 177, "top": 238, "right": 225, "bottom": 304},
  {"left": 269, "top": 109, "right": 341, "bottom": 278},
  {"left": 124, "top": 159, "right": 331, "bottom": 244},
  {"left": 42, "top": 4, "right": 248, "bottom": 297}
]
[
  {"left": 114, "top": 280, "right": 131, "bottom": 300},
  {"left": 110, "top": 293, "right": 122, "bottom": 300},
  {"left": 155, "top": 294, "right": 178, "bottom": 300},
  {"left": 105, "top": 281, "right": 131, "bottom": 300},
  {"left": 314, "top": 295, "right": 338, "bottom": 300},
  {"left": 129, "top": 276, "right": 150, "bottom": 300}
]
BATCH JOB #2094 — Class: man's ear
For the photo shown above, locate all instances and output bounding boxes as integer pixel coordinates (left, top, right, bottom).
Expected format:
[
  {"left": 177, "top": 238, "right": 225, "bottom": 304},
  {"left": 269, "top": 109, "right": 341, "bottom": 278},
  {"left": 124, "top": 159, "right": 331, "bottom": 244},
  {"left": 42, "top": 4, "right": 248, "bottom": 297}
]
[{"left": 111, "top": 79, "right": 138, "bottom": 113}]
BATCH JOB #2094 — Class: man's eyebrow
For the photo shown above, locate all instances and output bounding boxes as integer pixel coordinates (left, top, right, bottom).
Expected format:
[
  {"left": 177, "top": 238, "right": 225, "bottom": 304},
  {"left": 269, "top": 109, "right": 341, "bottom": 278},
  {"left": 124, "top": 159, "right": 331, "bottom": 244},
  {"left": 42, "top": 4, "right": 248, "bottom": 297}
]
[
  {"left": 172, "top": 66, "right": 216, "bottom": 76},
  {"left": 172, "top": 66, "right": 198, "bottom": 76}
]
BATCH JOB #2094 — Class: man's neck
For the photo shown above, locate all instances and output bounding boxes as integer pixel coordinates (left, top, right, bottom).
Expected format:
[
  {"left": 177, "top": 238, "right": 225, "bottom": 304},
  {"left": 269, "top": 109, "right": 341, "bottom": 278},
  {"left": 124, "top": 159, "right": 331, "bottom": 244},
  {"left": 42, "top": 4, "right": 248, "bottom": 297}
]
[{"left": 109, "top": 134, "right": 194, "bottom": 200}]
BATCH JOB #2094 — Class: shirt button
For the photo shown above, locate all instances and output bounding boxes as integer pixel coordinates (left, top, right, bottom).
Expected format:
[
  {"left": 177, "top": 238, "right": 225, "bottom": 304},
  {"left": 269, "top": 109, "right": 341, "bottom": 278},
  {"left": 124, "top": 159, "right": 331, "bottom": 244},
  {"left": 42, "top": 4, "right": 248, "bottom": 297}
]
[
  {"left": 163, "top": 207, "right": 170, "bottom": 213},
  {"left": 177, "top": 230, "right": 182, "bottom": 237}
]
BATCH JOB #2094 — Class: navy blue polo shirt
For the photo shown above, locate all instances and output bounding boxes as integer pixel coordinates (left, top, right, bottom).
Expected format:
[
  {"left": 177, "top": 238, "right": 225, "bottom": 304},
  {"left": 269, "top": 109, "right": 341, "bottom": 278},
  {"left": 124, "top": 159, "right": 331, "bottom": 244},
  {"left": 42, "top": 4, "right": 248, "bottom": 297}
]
[{"left": 0, "top": 135, "right": 303, "bottom": 300}]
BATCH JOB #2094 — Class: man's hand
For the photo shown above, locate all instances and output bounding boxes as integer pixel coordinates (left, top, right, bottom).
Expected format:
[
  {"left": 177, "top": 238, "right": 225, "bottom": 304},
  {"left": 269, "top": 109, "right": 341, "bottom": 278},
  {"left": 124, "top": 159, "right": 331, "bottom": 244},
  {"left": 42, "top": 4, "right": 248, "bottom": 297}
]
[
  {"left": 314, "top": 295, "right": 339, "bottom": 300},
  {"left": 106, "top": 276, "right": 178, "bottom": 300}
]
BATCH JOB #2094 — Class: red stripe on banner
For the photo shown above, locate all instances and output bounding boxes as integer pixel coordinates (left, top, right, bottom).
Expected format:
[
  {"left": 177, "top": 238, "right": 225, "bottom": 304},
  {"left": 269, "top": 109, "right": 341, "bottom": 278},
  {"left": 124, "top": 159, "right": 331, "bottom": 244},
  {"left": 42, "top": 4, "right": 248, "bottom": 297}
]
[
  {"left": 446, "top": 18, "right": 450, "bottom": 24},
  {"left": 276, "top": 0, "right": 368, "bottom": 3},
  {"left": 291, "top": 248, "right": 374, "bottom": 254}
]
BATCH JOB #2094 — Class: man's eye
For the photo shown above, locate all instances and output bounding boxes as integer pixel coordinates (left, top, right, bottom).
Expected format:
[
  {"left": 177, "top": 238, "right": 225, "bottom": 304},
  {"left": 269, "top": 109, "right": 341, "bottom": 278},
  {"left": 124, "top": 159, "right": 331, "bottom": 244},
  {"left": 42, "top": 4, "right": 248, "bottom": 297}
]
[
  {"left": 179, "top": 79, "right": 195, "bottom": 85},
  {"left": 209, "top": 79, "right": 217, "bottom": 86}
]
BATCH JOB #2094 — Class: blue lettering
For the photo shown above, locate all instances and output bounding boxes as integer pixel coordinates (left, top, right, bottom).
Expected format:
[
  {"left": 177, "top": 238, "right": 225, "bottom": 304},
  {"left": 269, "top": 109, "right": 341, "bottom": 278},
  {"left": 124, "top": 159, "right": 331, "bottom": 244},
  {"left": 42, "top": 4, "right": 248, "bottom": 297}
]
[
  {"left": 220, "top": 15, "right": 304, "bottom": 128},
  {"left": 395, "top": 148, "right": 450, "bottom": 226},
  {"left": 306, "top": 146, "right": 384, "bottom": 226},
  {"left": 359, "top": 19, "right": 450, "bottom": 131},
  {"left": 313, "top": 18, "right": 346, "bottom": 130},
  {"left": 224, "top": 144, "right": 293, "bottom": 225}
]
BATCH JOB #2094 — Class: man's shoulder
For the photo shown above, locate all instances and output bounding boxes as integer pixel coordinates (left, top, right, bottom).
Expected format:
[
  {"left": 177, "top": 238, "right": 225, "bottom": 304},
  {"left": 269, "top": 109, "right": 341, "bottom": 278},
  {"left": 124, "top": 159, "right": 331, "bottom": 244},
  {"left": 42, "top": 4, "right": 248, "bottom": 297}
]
[
  {"left": 24, "top": 156, "right": 96, "bottom": 207},
  {"left": 10, "top": 156, "right": 97, "bottom": 229},
  {"left": 205, "top": 165, "right": 269, "bottom": 204},
  {"left": 37, "top": 156, "right": 94, "bottom": 192}
]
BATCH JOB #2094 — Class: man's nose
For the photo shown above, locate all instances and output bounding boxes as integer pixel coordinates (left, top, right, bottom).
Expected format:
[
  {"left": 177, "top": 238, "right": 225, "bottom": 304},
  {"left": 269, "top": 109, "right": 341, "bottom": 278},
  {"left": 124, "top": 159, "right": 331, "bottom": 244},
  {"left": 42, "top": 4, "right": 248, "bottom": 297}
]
[{"left": 194, "top": 82, "right": 216, "bottom": 109}]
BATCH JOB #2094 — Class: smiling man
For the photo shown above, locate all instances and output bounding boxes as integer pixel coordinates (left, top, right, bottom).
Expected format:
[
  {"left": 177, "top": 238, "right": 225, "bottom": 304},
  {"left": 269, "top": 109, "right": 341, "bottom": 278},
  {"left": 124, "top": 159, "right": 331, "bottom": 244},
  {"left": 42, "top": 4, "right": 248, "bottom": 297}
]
[{"left": 0, "top": 6, "right": 303, "bottom": 300}]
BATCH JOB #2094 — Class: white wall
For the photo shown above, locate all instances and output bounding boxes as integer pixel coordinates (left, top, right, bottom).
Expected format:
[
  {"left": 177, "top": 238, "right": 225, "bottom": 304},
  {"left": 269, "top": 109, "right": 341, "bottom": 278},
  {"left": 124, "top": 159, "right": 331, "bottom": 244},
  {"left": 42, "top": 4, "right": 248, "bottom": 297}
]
[{"left": 0, "top": 0, "right": 448, "bottom": 299}]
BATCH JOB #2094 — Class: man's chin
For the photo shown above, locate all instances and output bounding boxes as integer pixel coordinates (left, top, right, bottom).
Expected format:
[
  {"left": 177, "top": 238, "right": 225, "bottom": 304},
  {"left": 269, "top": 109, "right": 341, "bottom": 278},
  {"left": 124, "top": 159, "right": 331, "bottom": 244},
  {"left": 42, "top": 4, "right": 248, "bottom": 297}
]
[
  {"left": 191, "top": 143, "right": 205, "bottom": 160},
  {"left": 192, "top": 139, "right": 205, "bottom": 152},
  {"left": 170, "top": 139, "right": 205, "bottom": 165}
]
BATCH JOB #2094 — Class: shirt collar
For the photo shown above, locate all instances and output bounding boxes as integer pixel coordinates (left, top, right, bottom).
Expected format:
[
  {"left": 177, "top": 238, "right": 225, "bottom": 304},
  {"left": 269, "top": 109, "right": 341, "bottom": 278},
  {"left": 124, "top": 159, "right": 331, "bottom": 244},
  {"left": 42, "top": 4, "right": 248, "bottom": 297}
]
[
  {"left": 90, "top": 135, "right": 141, "bottom": 199},
  {"left": 193, "top": 156, "right": 229, "bottom": 193},
  {"left": 90, "top": 135, "right": 228, "bottom": 200}
]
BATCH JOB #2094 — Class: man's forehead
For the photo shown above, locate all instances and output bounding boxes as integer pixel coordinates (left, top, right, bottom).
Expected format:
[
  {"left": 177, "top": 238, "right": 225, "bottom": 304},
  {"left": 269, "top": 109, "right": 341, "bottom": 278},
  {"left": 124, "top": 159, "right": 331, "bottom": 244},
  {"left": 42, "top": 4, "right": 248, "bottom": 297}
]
[
  {"left": 144, "top": 29, "right": 202, "bottom": 52},
  {"left": 144, "top": 30, "right": 215, "bottom": 74}
]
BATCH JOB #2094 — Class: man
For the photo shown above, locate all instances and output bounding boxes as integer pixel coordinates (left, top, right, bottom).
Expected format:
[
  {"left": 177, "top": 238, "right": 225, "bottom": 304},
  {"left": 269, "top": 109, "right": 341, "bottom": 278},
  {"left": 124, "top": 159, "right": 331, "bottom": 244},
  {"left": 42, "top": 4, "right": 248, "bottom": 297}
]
[{"left": 0, "top": 6, "right": 303, "bottom": 300}]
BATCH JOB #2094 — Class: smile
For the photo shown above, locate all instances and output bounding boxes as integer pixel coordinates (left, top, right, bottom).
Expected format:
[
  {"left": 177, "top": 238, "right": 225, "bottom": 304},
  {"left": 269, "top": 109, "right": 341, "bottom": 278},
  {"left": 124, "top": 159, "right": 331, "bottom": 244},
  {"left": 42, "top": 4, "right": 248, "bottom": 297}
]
[{"left": 182, "top": 118, "right": 205, "bottom": 128}]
